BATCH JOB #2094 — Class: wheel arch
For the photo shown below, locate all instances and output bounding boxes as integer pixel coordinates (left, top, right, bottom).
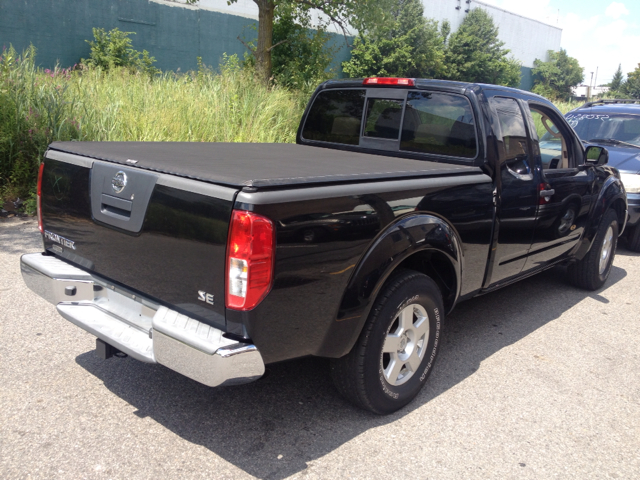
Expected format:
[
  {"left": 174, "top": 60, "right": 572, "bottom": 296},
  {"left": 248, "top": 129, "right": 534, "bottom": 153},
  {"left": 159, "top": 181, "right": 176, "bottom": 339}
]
[
  {"left": 575, "top": 173, "right": 627, "bottom": 259},
  {"left": 611, "top": 197, "right": 627, "bottom": 234},
  {"left": 318, "top": 213, "right": 462, "bottom": 359}
]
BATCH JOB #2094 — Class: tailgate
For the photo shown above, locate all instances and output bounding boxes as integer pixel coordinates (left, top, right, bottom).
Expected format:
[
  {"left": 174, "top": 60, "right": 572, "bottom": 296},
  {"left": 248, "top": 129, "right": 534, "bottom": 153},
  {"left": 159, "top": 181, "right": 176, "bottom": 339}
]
[{"left": 40, "top": 150, "right": 237, "bottom": 330}]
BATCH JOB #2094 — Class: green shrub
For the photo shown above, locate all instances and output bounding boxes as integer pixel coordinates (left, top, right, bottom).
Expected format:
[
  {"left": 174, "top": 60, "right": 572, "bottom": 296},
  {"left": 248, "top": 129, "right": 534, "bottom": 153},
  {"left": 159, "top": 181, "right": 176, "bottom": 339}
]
[
  {"left": 240, "top": 9, "right": 339, "bottom": 95},
  {"left": 82, "top": 28, "right": 159, "bottom": 76}
]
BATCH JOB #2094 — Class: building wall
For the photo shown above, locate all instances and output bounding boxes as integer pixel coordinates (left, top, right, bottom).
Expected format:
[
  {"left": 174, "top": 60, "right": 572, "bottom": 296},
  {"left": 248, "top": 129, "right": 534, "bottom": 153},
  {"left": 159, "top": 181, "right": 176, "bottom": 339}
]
[
  {"left": 0, "top": 0, "right": 253, "bottom": 72},
  {"left": 0, "top": 0, "right": 350, "bottom": 73},
  {"left": 422, "top": 0, "right": 562, "bottom": 69}
]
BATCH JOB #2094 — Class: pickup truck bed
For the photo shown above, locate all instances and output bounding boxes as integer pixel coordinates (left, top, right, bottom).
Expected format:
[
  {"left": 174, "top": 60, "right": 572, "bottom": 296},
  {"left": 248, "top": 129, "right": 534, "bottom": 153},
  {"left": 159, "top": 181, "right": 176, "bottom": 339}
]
[{"left": 49, "top": 142, "right": 481, "bottom": 187}]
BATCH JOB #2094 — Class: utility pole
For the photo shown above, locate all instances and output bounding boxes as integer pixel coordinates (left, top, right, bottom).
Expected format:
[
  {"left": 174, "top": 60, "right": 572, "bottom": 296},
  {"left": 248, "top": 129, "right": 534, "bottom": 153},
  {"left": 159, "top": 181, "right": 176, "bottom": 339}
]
[
  {"left": 594, "top": 67, "right": 599, "bottom": 98},
  {"left": 588, "top": 71, "right": 594, "bottom": 101}
]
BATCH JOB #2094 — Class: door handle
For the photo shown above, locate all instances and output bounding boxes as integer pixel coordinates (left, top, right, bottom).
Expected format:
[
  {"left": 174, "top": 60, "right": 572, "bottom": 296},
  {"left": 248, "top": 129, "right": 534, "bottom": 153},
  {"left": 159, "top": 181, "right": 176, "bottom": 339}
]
[{"left": 540, "top": 189, "right": 555, "bottom": 197}]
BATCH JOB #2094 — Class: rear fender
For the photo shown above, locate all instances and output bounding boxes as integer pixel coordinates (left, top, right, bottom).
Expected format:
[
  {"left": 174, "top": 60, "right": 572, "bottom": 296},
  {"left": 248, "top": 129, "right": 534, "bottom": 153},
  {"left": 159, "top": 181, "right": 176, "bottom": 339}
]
[{"left": 317, "top": 213, "right": 462, "bottom": 358}]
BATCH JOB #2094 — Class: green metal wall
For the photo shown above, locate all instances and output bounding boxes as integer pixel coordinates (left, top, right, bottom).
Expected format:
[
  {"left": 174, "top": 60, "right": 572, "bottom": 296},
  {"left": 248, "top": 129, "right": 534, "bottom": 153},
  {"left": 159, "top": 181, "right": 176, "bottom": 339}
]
[{"left": 0, "top": 0, "right": 350, "bottom": 73}]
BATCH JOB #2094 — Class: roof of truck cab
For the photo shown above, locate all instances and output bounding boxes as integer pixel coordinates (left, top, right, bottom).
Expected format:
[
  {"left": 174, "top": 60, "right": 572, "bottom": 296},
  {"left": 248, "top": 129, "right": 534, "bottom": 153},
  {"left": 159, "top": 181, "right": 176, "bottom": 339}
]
[
  {"left": 319, "top": 78, "right": 549, "bottom": 102},
  {"left": 47, "top": 142, "right": 483, "bottom": 189},
  {"left": 321, "top": 78, "right": 472, "bottom": 94}
]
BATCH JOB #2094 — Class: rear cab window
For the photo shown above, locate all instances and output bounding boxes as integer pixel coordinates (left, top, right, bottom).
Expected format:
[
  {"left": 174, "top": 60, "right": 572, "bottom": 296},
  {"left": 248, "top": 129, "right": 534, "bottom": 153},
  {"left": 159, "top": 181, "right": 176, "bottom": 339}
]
[
  {"left": 301, "top": 87, "right": 478, "bottom": 161},
  {"left": 364, "top": 99, "right": 403, "bottom": 139},
  {"left": 301, "top": 89, "right": 365, "bottom": 145}
]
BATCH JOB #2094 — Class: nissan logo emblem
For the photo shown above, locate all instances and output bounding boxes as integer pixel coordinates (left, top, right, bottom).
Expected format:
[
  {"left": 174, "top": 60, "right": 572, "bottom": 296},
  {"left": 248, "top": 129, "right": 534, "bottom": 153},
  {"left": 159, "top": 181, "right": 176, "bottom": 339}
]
[{"left": 112, "top": 171, "right": 127, "bottom": 193}]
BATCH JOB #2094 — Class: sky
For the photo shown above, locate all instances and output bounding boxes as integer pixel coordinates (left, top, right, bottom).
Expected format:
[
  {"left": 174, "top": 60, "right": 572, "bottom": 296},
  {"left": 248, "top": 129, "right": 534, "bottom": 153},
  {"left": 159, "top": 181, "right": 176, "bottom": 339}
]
[{"left": 481, "top": 0, "right": 640, "bottom": 86}]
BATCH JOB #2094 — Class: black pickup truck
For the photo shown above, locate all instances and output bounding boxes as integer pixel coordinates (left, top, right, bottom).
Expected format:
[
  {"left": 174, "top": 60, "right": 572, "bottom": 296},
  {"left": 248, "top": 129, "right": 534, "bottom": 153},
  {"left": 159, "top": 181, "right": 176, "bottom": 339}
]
[{"left": 21, "top": 78, "right": 627, "bottom": 414}]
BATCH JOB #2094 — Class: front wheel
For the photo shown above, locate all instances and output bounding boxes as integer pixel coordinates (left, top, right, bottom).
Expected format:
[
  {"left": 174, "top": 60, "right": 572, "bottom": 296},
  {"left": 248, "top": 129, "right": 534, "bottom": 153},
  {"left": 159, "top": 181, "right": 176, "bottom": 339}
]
[
  {"left": 331, "top": 271, "right": 443, "bottom": 414},
  {"left": 568, "top": 209, "right": 618, "bottom": 290}
]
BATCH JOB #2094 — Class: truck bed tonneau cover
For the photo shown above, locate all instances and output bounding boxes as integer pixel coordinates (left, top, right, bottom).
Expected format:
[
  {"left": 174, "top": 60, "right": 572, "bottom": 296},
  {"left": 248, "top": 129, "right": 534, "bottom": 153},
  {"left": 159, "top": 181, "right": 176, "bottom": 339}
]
[{"left": 48, "top": 142, "right": 481, "bottom": 188}]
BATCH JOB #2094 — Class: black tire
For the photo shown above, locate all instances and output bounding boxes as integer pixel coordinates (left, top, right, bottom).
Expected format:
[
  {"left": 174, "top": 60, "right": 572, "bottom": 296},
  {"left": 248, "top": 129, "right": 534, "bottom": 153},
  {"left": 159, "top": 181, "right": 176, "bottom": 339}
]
[
  {"left": 568, "top": 209, "right": 618, "bottom": 290},
  {"left": 626, "top": 224, "right": 640, "bottom": 252},
  {"left": 330, "top": 271, "right": 444, "bottom": 415}
]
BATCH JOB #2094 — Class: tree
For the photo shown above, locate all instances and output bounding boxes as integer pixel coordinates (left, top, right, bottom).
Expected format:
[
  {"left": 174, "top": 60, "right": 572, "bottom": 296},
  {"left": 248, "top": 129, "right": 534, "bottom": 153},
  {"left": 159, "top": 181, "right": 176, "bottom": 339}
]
[
  {"left": 610, "top": 64, "right": 624, "bottom": 91},
  {"left": 531, "top": 49, "right": 583, "bottom": 101},
  {"left": 622, "top": 64, "right": 640, "bottom": 99},
  {"left": 187, "top": 0, "right": 388, "bottom": 84},
  {"left": 444, "top": 8, "right": 521, "bottom": 87},
  {"left": 270, "top": 7, "right": 339, "bottom": 90},
  {"left": 342, "top": 0, "right": 445, "bottom": 79}
]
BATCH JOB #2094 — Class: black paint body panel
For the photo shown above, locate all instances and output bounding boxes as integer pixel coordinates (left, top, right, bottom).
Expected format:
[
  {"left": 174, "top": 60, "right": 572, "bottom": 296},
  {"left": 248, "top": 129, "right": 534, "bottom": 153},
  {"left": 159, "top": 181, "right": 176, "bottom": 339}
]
[{"left": 227, "top": 178, "right": 494, "bottom": 363}]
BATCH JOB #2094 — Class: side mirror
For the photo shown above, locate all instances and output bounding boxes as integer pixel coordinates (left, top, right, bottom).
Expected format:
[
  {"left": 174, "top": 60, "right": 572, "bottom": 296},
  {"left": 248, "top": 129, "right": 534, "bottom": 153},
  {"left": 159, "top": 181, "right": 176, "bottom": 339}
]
[{"left": 585, "top": 145, "right": 609, "bottom": 165}]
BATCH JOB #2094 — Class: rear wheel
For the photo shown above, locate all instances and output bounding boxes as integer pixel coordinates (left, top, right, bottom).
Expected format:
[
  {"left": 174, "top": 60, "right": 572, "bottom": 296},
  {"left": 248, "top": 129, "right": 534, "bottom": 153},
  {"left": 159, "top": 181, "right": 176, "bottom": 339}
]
[
  {"left": 331, "top": 271, "right": 443, "bottom": 414},
  {"left": 568, "top": 209, "right": 618, "bottom": 290}
]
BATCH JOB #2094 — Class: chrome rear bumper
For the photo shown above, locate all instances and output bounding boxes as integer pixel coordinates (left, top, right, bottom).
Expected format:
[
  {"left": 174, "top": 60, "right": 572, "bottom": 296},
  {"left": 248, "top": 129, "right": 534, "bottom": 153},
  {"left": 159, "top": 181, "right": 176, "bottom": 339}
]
[{"left": 20, "top": 253, "right": 264, "bottom": 387}]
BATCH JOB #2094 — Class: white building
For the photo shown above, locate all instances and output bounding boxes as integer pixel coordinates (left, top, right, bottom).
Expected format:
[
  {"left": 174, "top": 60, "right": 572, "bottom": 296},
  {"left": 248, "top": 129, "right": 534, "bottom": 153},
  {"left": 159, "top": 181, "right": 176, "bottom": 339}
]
[
  {"left": 572, "top": 85, "right": 610, "bottom": 101},
  {"left": 423, "top": 1, "right": 562, "bottom": 88}
]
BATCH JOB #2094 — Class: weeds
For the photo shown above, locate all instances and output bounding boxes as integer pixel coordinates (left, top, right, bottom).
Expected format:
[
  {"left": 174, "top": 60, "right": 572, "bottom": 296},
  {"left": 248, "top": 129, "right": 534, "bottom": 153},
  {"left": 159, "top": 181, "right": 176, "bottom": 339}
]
[
  {"left": 0, "top": 45, "right": 80, "bottom": 211},
  {"left": 0, "top": 47, "right": 305, "bottom": 213}
]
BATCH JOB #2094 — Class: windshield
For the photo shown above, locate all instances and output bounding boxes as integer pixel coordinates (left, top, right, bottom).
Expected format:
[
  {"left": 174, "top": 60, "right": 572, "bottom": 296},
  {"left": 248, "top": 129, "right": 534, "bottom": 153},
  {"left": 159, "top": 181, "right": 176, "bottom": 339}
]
[{"left": 561, "top": 112, "right": 640, "bottom": 146}]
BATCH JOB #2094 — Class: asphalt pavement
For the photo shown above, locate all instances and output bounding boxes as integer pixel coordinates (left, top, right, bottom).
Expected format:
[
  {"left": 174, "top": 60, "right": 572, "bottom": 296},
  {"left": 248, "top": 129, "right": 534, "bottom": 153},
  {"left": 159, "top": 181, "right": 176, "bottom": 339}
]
[{"left": 1, "top": 217, "right": 638, "bottom": 479}]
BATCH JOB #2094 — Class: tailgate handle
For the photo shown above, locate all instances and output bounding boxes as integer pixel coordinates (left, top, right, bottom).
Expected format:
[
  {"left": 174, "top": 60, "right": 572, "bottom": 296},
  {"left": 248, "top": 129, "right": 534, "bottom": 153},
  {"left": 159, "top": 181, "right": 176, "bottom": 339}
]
[{"left": 101, "top": 194, "right": 132, "bottom": 219}]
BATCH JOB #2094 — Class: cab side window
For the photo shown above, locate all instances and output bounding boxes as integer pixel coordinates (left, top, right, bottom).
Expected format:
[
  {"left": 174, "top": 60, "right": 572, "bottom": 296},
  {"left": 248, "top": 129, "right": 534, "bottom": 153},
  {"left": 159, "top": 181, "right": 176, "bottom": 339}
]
[
  {"left": 491, "top": 97, "right": 531, "bottom": 177},
  {"left": 400, "top": 91, "right": 477, "bottom": 158}
]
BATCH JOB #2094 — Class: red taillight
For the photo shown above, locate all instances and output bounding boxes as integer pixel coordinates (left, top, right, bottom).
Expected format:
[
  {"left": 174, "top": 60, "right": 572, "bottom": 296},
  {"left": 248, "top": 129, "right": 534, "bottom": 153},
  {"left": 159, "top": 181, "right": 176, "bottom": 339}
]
[
  {"left": 37, "top": 162, "right": 45, "bottom": 233},
  {"left": 226, "top": 210, "right": 275, "bottom": 311},
  {"left": 363, "top": 77, "right": 415, "bottom": 86}
]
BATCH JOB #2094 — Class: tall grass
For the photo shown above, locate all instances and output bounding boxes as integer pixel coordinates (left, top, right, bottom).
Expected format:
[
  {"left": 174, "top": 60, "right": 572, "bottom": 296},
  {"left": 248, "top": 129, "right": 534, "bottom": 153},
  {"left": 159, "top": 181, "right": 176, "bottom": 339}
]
[
  {"left": 0, "top": 46, "right": 80, "bottom": 204},
  {"left": 70, "top": 62, "right": 305, "bottom": 143},
  {"left": 0, "top": 47, "right": 305, "bottom": 210}
]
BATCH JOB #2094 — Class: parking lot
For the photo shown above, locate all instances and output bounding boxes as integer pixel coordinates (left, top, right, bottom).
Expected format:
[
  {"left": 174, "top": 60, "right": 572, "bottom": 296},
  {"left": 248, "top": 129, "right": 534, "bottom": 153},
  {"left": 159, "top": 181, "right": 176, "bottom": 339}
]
[{"left": 1, "top": 217, "right": 639, "bottom": 479}]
